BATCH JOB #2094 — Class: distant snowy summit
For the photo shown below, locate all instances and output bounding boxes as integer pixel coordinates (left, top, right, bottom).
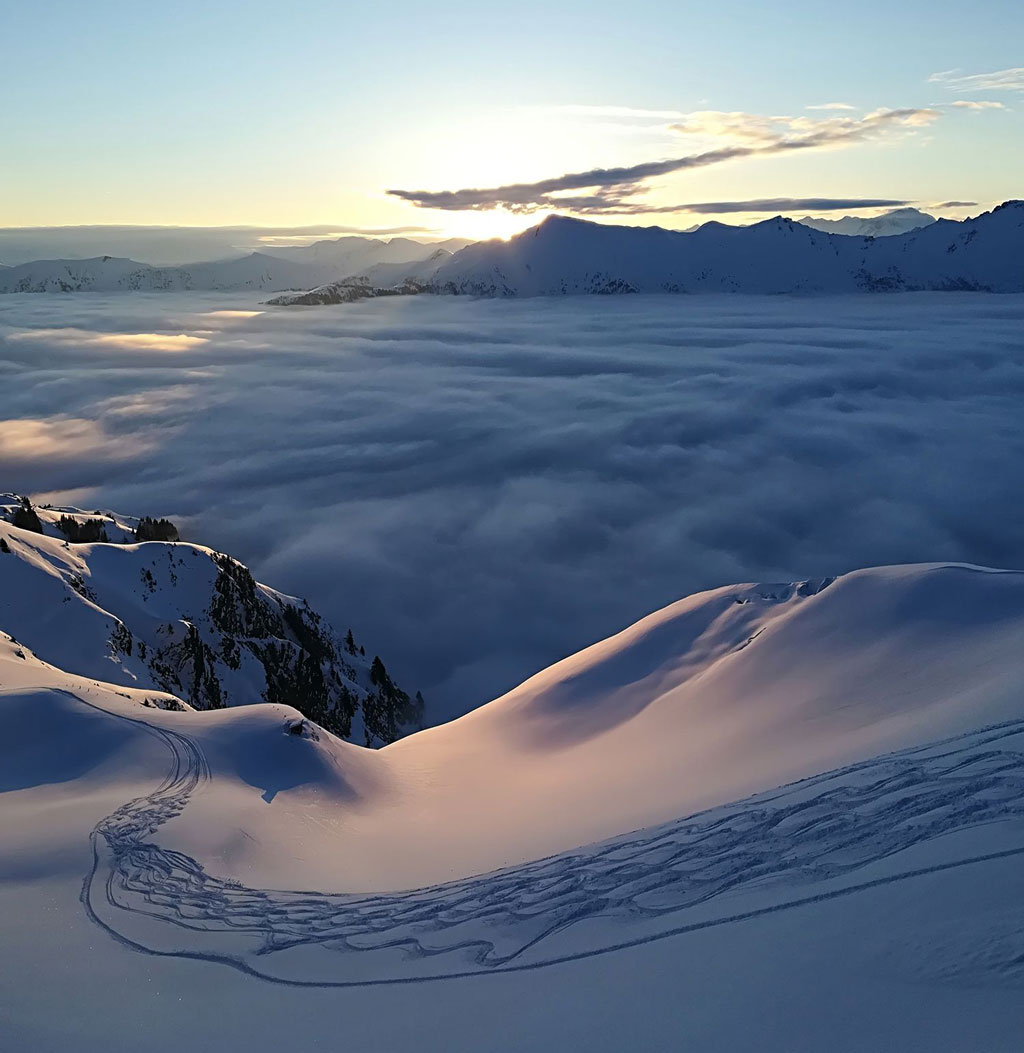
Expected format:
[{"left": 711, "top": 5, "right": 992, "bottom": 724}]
[
  {"left": 0, "top": 495, "right": 423, "bottom": 746},
  {"left": 797, "top": 206, "right": 936, "bottom": 237}
]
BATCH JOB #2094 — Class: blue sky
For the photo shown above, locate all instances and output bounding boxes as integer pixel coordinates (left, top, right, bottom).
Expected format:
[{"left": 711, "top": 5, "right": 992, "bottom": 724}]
[{"left": 3, "top": 0, "right": 1021, "bottom": 236}]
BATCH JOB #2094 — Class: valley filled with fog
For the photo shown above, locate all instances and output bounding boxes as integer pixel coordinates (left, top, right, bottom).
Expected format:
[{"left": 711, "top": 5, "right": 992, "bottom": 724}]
[{"left": 3, "top": 291, "right": 1023, "bottom": 720}]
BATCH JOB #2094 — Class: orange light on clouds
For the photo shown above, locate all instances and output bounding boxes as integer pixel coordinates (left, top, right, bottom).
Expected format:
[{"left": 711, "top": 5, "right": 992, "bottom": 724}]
[
  {"left": 0, "top": 417, "right": 134, "bottom": 461},
  {"left": 200, "top": 310, "right": 264, "bottom": 319},
  {"left": 8, "top": 328, "right": 209, "bottom": 352}
]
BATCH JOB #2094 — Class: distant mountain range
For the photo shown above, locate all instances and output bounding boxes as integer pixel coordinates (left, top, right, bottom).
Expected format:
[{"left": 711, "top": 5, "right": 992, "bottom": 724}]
[
  {"left": 271, "top": 201, "right": 1024, "bottom": 302},
  {"left": 0, "top": 226, "right": 474, "bottom": 268},
  {"left": 3, "top": 203, "right": 1021, "bottom": 297},
  {"left": 0, "top": 235, "right": 462, "bottom": 293},
  {"left": 261, "top": 234, "right": 471, "bottom": 267}
]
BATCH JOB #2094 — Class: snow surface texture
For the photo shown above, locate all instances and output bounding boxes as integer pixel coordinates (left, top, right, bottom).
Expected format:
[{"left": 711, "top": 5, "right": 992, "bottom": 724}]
[
  {"left": 84, "top": 717, "right": 1024, "bottom": 985},
  {"left": 2, "top": 563, "right": 1024, "bottom": 1049},
  {"left": 0, "top": 500, "right": 421, "bottom": 745},
  {"left": 4, "top": 292, "right": 1024, "bottom": 721}
]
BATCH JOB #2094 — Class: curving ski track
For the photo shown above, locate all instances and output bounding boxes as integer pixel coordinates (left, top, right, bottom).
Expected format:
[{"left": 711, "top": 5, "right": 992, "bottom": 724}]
[{"left": 80, "top": 699, "right": 1024, "bottom": 986}]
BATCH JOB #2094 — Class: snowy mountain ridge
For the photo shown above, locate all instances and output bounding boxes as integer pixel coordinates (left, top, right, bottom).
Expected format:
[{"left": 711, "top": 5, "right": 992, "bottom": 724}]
[
  {"left": 259, "top": 234, "right": 471, "bottom": 269},
  {"left": 268, "top": 201, "right": 1024, "bottom": 303},
  {"left": 5, "top": 203, "right": 1022, "bottom": 297},
  {"left": 418, "top": 200, "right": 1024, "bottom": 297},
  {"left": 0, "top": 240, "right": 455, "bottom": 294},
  {"left": 0, "top": 495, "right": 422, "bottom": 745}
]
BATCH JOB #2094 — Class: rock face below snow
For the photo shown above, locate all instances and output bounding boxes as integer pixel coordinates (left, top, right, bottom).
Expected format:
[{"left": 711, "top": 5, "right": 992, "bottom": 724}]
[
  {"left": 0, "top": 495, "right": 423, "bottom": 746},
  {"left": 265, "top": 278, "right": 427, "bottom": 306}
]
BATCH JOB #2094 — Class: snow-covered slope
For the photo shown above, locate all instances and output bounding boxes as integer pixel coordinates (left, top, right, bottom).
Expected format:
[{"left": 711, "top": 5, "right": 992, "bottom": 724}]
[
  {"left": 8, "top": 558, "right": 1024, "bottom": 890},
  {"left": 0, "top": 255, "right": 183, "bottom": 292},
  {"left": 798, "top": 206, "right": 937, "bottom": 237},
  {"left": 164, "top": 561, "right": 1024, "bottom": 892},
  {"left": 421, "top": 202, "right": 1024, "bottom": 295},
  {"left": 262, "top": 249, "right": 456, "bottom": 305},
  {"left": 264, "top": 272, "right": 436, "bottom": 306},
  {"left": 0, "top": 496, "right": 422, "bottom": 745},
  {"left": 2, "top": 560, "right": 1023, "bottom": 1045}
]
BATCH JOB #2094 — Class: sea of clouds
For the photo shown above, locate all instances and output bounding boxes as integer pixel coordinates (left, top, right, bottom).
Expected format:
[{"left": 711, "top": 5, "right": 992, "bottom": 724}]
[{"left": 2, "top": 292, "right": 1023, "bottom": 720}]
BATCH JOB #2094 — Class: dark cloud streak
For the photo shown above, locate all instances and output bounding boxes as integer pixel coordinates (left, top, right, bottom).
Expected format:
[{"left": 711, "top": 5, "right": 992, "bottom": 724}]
[
  {"left": 594, "top": 197, "right": 914, "bottom": 216},
  {"left": 388, "top": 109, "right": 940, "bottom": 214}
]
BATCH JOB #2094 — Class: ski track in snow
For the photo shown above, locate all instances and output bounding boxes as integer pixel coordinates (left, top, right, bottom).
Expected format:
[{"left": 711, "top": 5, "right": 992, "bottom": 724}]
[{"left": 79, "top": 697, "right": 1024, "bottom": 986}]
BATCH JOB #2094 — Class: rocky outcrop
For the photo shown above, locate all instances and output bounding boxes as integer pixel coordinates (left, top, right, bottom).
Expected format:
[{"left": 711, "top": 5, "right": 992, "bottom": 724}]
[{"left": 0, "top": 495, "right": 424, "bottom": 746}]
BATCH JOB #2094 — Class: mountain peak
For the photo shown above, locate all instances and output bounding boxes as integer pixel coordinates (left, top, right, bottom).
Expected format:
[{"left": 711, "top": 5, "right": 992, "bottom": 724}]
[
  {"left": 427, "top": 206, "right": 1022, "bottom": 296},
  {"left": 529, "top": 214, "right": 596, "bottom": 236},
  {"left": 796, "top": 207, "right": 936, "bottom": 238}
]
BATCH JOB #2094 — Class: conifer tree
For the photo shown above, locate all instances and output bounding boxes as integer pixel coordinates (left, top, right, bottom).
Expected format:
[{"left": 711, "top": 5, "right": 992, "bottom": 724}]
[{"left": 11, "top": 497, "right": 43, "bottom": 534}]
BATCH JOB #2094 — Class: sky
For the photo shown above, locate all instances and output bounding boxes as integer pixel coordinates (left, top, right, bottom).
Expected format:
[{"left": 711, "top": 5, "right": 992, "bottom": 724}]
[
  {"left": 4, "top": 292, "right": 1024, "bottom": 720},
  {"left": 2, "top": 1, "right": 1022, "bottom": 239}
]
